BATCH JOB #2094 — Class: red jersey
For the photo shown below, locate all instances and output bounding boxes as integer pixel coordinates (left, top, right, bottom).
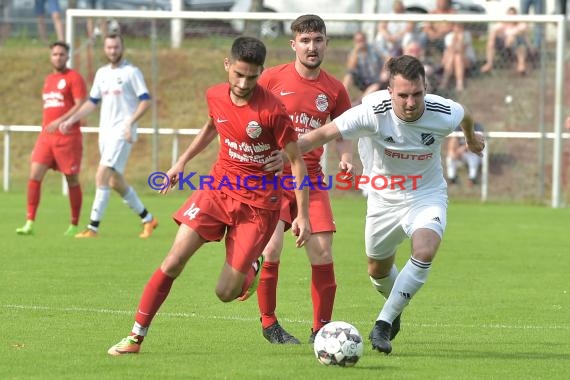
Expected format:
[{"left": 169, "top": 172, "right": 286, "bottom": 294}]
[
  {"left": 258, "top": 63, "right": 351, "bottom": 177},
  {"left": 42, "top": 69, "right": 87, "bottom": 136},
  {"left": 206, "top": 83, "right": 297, "bottom": 210}
]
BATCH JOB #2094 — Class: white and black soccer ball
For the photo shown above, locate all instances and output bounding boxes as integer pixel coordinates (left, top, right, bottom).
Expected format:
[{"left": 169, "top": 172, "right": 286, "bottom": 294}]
[{"left": 313, "top": 321, "right": 364, "bottom": 367}]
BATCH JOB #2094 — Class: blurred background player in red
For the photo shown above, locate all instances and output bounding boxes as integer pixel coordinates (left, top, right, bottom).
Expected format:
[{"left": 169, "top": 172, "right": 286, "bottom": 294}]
[
  {"left": 256, "top": 14, "right": 354, "bottom": 344},
  {"left": 106, "top": 36, "right": 311, "bottom": 356},
  {"left": 16, "top": 41, "right": 87, "bottom": 237}
]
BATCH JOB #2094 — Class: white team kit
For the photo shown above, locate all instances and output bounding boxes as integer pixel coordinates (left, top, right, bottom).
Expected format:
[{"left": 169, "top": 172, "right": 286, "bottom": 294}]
[
  {"left": 335, "top": 90, "right": 464, "bottom": 259},
  {"left": 89, "top": 60, "right": 149, "bottom": 173}
]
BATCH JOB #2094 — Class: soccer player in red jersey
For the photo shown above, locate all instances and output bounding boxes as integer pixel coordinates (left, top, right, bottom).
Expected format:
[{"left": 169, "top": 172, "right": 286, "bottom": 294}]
[
  {"left": 107, "top": 36, "right": 311, "bottom": 356},
  {"left": 255, "top": 14, "right": 355, "bottom": 344},
  {"left": 16, "top": 41, "right": 87, "bottom": 237}
]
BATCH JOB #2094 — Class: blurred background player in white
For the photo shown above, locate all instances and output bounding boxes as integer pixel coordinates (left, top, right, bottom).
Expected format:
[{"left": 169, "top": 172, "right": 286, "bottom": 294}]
[
  {"left": 446, "top": 123, "right": 484, "bottom": 186},
  {"left": 295, "top": 55, "right": 485, "bottom": 354},
  {"left": 255, "top": 14, "right": 354, "bottom": 344},
  {"left": 59, "top": 34, "right": 157, "bottom": 238},
  {"left": 16, "top": 41, "right": 87, "bottom": 236}
]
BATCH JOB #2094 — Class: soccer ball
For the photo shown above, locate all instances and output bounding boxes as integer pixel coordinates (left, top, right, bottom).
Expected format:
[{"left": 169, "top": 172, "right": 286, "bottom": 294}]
[{"left": 313, "top": 321, "right": 364, "bottom": 367}]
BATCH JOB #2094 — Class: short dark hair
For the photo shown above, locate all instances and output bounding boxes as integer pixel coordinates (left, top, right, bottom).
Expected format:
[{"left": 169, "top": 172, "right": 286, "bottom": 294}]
[
  {"left": 105, "top": 33, "right": 124, "bottom": 46},
  {"left": 50, "top": 41, "right": 70, "bottom": 52},
  {"left": 290, "top": 14, "right": 326, "bottom": 36},
  {"left": 230, "top": 36, "right": 266, "bottom": 66},
  {"left": 386, "top": 55, "right": 426, "bottom": 85}
]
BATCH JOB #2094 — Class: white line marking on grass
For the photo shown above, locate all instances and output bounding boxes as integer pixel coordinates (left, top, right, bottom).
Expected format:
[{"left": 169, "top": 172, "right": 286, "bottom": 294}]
[{"left": 2, "top": 304, "right": 569, "bottom": 331}]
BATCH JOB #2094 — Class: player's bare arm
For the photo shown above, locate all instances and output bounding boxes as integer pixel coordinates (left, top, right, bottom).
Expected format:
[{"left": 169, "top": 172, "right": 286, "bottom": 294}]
[
  {"left": 459, "top": 107, "right": 485, "bottom": 156},
  {"left": 46, "top": 97, "right": 87, "bottom": 134},
  {"left": 159, "top": 118, "right": 218, "bottom": 194},
  {"left": 124, "top": 98, "right": 152, "bottom": 143},
  {"left": 59, "top": 100, "right": 98, "bottom": 134},
  {"left": 335, "top": 138, "right": 355, "bottom": 179},
  {"left": 297, "top": 121, "right": 343, "bottom": 155},
  {"left": 283, "top": 140, "right": 311, "bottom": 248}
]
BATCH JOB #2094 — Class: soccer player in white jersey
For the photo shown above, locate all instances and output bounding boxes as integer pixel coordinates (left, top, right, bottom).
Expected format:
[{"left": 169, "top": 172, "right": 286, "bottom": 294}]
[
  {"left": 296, "top": 55, "right": 485, "bottom": 354},
  {"left": 60, "top": 34, "right": 157, "bottom": 238}
]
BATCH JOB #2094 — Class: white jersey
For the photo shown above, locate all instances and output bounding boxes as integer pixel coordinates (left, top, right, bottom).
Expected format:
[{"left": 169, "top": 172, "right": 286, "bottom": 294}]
[
  {"left": 336, "top": 90, "right": 464, "bottom": 203},
  {"left": 90, "top": 60, "right": 149, "bottom": 142}
]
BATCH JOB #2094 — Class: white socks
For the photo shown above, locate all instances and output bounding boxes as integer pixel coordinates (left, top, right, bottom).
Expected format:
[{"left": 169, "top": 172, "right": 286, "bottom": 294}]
[
  {"left": 90, "top": 187, "right": 111, "bottom": 225},
  {"left": 378, "top": 257, "right": 431, "bottom": 324},
  {"left": 369, "top": 264, "right": 398, "bottom": 299}
]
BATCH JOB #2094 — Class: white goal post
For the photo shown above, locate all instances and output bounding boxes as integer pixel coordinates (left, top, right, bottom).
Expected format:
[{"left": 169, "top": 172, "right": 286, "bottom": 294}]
[{"left": 64, "top": 9, "right": 566, "bottom": 207}]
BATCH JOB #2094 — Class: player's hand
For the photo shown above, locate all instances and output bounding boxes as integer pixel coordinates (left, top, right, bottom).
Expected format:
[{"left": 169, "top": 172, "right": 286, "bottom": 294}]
[
  {"left": 158, "top": 162, "right": 185, "bottom": 195},
  {"left": 466, "top": 132, "right": 485, "bottom": 157},
  {"left": 565, "top": 116, "right": 570, "bottom": 131},
  {"left": 58, "top": 119, "right": 73, "bottom": 135},
  {"left": 338, "top": 160, "right": 355, "bottom": 181},
  {"left": 291, "top": 216, "right": 311, "bottom": 248},
  {"left": 45, "top": 120, "right": 59, "bottom": 134},
  {"left": 263, "top": 150, "right": 284, "bottom": 176},
  {"left": 123, "top": 123, "right": 133, "bottom": 143}
]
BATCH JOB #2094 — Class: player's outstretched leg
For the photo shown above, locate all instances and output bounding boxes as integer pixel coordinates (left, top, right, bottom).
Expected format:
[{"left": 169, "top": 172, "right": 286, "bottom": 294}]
[
  {"left": 369, "top": 320, "right": 392, "bottom": 354},
  {"left": 262, "top": 321, "right": 300, "bottom": 344},
  {"left": 107, "top": 334, "right": 143, "bottom": 356}
]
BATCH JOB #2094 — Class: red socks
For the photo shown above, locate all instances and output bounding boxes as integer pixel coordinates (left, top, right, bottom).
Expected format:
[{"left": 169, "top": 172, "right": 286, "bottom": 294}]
[
  {"left": 257, "top": 261, "right": 279, "bottom": 328},
  {"left": 135, "top": 268, "right": 175, "bottom": 327},
  {"left": 311, "top": 263, "right": 337, "bottom": 332},
  {"left": 26, "top": 179, "right": 41, "bottom": 221},
  {"left": 68, "top": 183, "right": 82, "bottom": 225}
]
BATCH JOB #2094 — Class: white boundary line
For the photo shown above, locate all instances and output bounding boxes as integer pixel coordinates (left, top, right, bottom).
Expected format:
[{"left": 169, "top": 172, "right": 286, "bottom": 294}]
[{"left": 2, "top": 304, "right": 568, "bottom": 331}]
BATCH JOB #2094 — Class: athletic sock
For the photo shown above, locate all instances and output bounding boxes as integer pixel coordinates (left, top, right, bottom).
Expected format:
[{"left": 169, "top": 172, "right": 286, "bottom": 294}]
[
  {"left": 369, "top": 264, "right": 399, "bottom": 299},
  {"left": 90, "top": 186, "right": 111, "bottom": 224},
  {"left": 68, "top": 183, "right": 82, "bottom": 226},
  {"left": 378, "top": 257, "right": 431, "bottom": 324},
  {"left": 311, "top": 263, "right": 337, "bottom": 332},
  {"left": 135, "top": 268, "right": 175, "bottom": 329},
  {"left": 26, "top": 179, "right": 41, "bottom": 221},
  {"left": 257, "top": 260, "right": 279, "bottom": 328},
  {"left": 122, "top": 186, "right": 145, "bottom": 216}
]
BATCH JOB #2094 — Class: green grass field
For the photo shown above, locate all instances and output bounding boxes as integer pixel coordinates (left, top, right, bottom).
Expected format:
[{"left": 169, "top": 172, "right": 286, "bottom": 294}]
[{"left": 1, "top": 191, "right": 569, "bottom": 379}]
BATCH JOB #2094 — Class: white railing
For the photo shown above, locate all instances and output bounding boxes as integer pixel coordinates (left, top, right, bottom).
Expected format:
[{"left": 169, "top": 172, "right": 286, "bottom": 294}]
[{"left": 2, "top": 125, "right": 569, "bottom": 207}]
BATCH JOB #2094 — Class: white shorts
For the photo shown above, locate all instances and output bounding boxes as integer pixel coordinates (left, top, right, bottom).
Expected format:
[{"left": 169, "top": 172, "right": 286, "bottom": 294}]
[
  {"left": 365, "top": 191, "right": 448, "bottom": 260},
  {"left": 99, "top": 137, "right": 132, "bottom": 174}
]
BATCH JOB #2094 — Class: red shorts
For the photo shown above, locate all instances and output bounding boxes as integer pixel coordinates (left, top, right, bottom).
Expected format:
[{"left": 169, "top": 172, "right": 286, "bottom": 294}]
[
  {"left": 280, "top": 184, "right": 336, "bottom": 234},
  {"left": 31, "top": 132, "right": 82, "bottom": 175},
  {"left": 173, "top": 190, "right": 280, "bottom": 274}
]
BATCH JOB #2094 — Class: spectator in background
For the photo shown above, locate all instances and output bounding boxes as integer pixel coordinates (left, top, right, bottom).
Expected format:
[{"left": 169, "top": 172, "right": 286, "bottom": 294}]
[
  {"left": 480, "top": 7, "right": 530, "bottom": 75},
  {"left": 446, "top": 123, "right": 485, "bottom": 186},
  {"left": 342, "top": 31, "right": 386, "bottom": 105},
  {"left": 374, "top": 0, "right": 408, "bottom": 58},
  {"left": 422, "top": 0, "right": 456, "bottom": 56},
  {"left": 0, "top": 0, "right": 11, "bottom": 45},
  {"left": 440, "top": 23, "right": 477, "bottom": 92},
  {"left": 35, "top": 0, "right": 64, "bottom": 43},
  {"left": 520, "top": 0, "right": 544, "bottom": 51}
]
